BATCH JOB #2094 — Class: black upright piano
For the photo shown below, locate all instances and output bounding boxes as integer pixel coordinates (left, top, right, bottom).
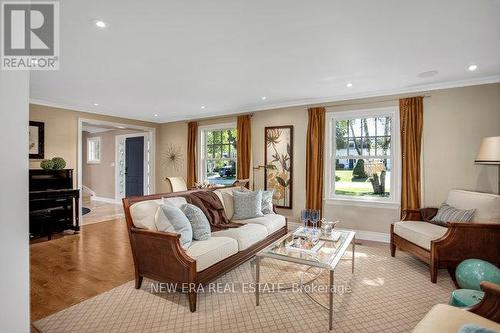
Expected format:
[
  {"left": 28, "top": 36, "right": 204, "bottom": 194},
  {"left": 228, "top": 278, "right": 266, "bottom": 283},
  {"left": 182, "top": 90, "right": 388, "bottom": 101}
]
[{"left": 29, "top": 169, "right": 80, "bottom": 239}]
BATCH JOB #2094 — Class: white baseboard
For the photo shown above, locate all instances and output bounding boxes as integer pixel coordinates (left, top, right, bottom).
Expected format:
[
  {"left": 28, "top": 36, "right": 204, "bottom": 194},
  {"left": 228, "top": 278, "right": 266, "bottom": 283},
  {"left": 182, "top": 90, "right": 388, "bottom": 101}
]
[
  {"left": 287, "top": 222, "right": 390, "bottom": 243},
  {"left": 92, "top": 196, "right": 120, "bottom": 204}
]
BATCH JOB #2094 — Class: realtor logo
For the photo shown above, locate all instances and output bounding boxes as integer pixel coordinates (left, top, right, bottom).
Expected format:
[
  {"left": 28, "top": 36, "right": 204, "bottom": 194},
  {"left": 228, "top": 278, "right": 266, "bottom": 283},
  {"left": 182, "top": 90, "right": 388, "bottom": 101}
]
[{"left": 1, "top": 1, "right": 59, "bottom": 70}]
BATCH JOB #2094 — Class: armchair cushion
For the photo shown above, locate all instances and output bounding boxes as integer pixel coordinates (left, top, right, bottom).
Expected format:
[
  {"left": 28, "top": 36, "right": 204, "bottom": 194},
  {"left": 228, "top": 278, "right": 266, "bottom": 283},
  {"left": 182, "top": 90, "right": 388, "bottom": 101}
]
[
  {"left": 446, "top": 190, "right": 500, "bottom": 223},
  {"left": 412, "top": 304, "right": 500, "bottom": 333},
  {"left": 393, "top": 221, "right": 447, "bottom": 250}
]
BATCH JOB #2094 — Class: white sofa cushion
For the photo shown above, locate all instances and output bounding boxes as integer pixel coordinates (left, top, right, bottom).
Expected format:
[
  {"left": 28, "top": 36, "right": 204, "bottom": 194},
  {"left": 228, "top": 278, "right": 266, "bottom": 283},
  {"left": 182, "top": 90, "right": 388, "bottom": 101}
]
[
  {"left": 163, "top": 196, "right": 188, "bottom": 208},
  {"left": 412, "top": 304, "right": 500, "bottom": 333},
  {"left": 129, "top": 199, "right": 164, "bottom": 230},
  {"left": 130, "top": 197, "right": 187, "bottom": 230},
  {"left": 212, "top": 224, "right": 268, "bottom": 250},
  {"left": 446, "top": 190, "right": 500, "bottom": 223},
  {"left": 393, "top": 221, "right": 447, "bottom": 250},
  {"left": 186, "top": 237, "right": 238, "bottom": 272},
  {"left": 232, "top": 213, "right": 286, "bottom": 234},
  {"left": 214, "top": 187, "right": 238, "bottom": 219}
]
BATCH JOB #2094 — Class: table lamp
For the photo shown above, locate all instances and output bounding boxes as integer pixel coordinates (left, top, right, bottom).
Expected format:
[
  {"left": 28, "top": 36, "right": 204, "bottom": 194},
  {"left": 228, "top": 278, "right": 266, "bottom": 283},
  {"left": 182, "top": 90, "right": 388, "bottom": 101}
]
[{"left": 475, "top": 136, "right": 500, "bottom": 194}]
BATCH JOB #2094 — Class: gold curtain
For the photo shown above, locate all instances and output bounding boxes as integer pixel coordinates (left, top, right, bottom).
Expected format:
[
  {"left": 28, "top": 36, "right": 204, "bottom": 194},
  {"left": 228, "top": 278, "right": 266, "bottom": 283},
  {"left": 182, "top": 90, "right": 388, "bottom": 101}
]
[
  {"left": 236, "top": 115, "right": 251, "bottom": 183},
  {"left": 306, "top": 107, "right": 326, "bottom": 213},
  {"left": 187, "top": 121, "right": 198, "bottom": 187},
  {"left": 400, "top": 97, "right": 424, "bottom": 217}
]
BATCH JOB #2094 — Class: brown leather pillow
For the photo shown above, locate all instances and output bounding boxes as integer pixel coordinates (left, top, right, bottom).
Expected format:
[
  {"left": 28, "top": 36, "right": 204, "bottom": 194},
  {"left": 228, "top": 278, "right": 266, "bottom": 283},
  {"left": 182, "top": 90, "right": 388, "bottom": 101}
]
[{"left": 420, "top": 207, "right": 438, "bottom": 222}]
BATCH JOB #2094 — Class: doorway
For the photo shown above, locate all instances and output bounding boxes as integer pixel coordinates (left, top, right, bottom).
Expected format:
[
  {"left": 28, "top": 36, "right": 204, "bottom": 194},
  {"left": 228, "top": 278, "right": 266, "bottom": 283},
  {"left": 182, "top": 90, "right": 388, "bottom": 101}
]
[
  {"left": 78, "top": 119, "right": 156, "bottom": 225},
  {"left": 125, "top": 136, "right": 144, "bottom": 197}
]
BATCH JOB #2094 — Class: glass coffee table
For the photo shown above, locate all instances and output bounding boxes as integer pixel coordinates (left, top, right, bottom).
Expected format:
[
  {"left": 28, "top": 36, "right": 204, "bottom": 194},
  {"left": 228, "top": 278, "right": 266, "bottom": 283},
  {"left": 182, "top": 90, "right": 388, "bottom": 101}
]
[{"left": 254, "top": 228, "right": 356, "bottom": 331}]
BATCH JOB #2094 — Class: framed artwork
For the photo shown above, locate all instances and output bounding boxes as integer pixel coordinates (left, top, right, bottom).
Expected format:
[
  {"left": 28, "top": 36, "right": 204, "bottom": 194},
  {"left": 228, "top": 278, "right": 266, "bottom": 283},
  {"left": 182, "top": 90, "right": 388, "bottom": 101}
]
[
  {"left": 29, "top": 121, "right": 45, "bottom": 159},
  {"left": 264, "top": 125, "right": 293, "bottom": 209}
]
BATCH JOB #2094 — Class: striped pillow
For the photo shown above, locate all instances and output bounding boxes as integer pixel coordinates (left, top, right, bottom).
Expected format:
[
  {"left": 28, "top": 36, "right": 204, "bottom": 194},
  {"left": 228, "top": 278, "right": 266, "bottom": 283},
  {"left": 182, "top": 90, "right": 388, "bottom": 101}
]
[{"left": 431, "top": 203, "right": 475, "bottom": 226}]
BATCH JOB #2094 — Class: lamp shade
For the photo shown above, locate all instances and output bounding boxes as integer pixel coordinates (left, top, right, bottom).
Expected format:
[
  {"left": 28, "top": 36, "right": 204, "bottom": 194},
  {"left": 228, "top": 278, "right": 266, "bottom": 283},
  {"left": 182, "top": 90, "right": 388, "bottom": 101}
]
[{"left": 475, "top": 136, "right": 500, "bottom": 165}]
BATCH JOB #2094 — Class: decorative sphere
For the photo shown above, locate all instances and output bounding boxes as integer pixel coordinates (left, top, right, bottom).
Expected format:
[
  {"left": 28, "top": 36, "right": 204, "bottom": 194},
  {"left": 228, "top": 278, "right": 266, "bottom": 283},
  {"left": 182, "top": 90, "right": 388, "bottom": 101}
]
[
  {"left": 40, "top": 159, "right": 54, "bottom": 170},
  {"left": 456, "top": 259, "right": 500, "bottom": 290},
  {"left": 51, "top": 157, "right": 66, "bottom": 170}
]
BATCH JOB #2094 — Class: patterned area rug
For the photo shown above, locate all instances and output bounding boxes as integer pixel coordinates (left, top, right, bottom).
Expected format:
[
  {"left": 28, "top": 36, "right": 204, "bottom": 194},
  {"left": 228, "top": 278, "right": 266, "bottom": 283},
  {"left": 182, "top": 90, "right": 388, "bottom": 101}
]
[{"left": 33, "top": 244, "right": 454, "bottom": 332}]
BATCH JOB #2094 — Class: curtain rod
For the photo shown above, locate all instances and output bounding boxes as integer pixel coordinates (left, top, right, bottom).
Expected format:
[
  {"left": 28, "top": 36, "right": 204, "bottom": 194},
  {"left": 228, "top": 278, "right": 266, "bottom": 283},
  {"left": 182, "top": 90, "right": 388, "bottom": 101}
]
[{"left": 306, "top": 95, "right": 431, "bottom": 109}]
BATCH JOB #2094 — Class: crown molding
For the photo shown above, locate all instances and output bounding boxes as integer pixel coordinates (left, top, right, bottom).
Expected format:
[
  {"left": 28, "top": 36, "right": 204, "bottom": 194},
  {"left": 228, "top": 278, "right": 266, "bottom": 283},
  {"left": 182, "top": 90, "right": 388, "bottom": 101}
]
[{"left": 30, "top": 75, "right": 500, "bottom": 124}]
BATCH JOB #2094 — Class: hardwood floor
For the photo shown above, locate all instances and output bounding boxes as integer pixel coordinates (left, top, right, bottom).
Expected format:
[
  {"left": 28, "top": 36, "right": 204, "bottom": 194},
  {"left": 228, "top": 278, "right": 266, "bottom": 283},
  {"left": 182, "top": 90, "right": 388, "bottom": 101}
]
[
  {"left": 30, "top": 218, "right": 134, "bottom": 322},
  {"left": 82, "top": 200, "right": 125, "bottom": 225}
]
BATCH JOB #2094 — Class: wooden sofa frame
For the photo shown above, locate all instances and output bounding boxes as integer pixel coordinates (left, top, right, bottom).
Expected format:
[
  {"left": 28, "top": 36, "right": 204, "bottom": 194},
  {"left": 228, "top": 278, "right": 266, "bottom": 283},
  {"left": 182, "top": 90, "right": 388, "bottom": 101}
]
[
  {"left": 391, "top": 209, "right": 500, "bottom": 283},
  {"left": 122, "top": 189, "right": 288, "bottom": 312}
]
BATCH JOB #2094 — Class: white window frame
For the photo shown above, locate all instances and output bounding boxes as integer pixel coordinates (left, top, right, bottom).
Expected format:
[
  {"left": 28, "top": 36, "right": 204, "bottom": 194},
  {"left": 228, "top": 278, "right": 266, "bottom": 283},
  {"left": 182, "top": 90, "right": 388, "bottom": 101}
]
[
  {"left": 325, "top": 107, "right": 401, "bottom": 207},
  {"left": 87, "top": 137, "right": 101, "bottom": 164},
  {"left": 197, "top": 122, "right": 237, "bottom": 184}
]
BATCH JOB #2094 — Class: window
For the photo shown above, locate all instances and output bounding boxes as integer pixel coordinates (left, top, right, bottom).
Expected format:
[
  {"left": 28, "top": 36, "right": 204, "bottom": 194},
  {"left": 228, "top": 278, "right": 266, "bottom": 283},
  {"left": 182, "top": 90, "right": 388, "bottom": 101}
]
[
  {"left": 87, "top": 137, "right": 101, "bottom": 164},
  {"left": 327, "top": 108, "right": 399, "bottom": 204},
  {"left": 199, "top": 124, "right": 237, "bottom": 186}
]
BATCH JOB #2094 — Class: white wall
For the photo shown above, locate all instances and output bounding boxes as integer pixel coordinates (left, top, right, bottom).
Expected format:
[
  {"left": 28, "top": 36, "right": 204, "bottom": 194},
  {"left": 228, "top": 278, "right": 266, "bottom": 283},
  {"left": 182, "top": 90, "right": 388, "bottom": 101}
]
[{"left": 0, "top": 71, "right": 30, "bottom": 332}]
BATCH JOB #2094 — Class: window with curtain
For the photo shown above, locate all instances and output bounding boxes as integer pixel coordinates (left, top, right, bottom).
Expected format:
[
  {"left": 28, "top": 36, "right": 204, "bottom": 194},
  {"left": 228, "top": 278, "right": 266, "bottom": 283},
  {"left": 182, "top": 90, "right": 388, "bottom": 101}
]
[
  {"left": 326, "top": 108, "right": 400, "bottom": 204},
  {"left": 199, "top": 124, "right": 237, "bottom": 185}
]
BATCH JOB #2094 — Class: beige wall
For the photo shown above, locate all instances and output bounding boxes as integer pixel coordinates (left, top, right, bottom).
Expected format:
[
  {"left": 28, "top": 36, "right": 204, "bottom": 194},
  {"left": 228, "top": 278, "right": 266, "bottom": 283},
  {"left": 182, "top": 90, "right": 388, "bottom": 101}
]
[
  {"left": 29, "top": 104, "right": 160, "bottom": 189},
  {"left": 156, "top": 83, "right": 500, "bottom": 234},
  {"left": 82, "top": 129, "right": 145, "bottom": 199}
]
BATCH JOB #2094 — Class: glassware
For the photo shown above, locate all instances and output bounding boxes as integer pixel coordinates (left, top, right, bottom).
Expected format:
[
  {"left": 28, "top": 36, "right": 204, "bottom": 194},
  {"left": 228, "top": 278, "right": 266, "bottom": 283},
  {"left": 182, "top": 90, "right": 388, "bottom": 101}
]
[
  {"left": 300, "top": 209, "right": 309, "bottom": 230},
  {"left": 310, "top": 210, "right": 320, "bottom": 231}
]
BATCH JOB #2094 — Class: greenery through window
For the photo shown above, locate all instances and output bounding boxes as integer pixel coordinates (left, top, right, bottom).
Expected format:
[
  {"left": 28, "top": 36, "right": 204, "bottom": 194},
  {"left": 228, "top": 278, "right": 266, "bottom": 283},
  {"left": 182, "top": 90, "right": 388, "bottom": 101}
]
[
  {"left": 333, "top": 115, "right": 393, "bottom": 199},
  {"left": 202, "top": 127, "right": 237, "bottom": 185}
]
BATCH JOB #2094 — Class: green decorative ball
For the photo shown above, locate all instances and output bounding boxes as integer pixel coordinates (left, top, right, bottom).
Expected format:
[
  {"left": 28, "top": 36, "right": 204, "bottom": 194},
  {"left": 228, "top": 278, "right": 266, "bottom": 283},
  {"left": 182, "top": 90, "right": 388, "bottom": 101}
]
[
  {"left": 51, "top": 157, "right": 66, "bottom": 170},
  {"left": 456, "top": 259, "right": 500, "bottom": 291},
  {"left": 40, "top": 159, "right": 54, "bottom": 170}
]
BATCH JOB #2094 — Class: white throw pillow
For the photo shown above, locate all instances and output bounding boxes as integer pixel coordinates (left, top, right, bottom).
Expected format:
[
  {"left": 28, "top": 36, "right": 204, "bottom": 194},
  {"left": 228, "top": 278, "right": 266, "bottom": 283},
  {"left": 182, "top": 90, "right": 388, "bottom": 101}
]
[
  {"left": 162, "top": 196, "right": 188, "bottom": 208},
  {"left": 154, "top": 207, "right": 176, "bottom": 233}
]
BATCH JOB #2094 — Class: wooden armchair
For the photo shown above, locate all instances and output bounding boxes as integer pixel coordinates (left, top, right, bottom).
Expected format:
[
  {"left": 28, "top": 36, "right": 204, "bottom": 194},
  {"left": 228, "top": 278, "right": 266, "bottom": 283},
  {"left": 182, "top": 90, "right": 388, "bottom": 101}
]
[{"left": 391, "top": 190, "right": 500, "bottom": 283}]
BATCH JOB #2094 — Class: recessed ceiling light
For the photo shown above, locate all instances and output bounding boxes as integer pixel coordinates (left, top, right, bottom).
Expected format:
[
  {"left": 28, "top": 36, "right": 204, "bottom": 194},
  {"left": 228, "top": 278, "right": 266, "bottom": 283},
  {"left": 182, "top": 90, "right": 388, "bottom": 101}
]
[
  {"left": 261, "top": 96, "right": 267, "bottom": 100},
  {"left": 468, "top": 64, "right": 478, "bottom": 72},
  {"left": 418, "top": 70, "right": 439, "bottom": 78},
  {"left": 201, "top": 105, "right": 206, "bottom": 109},
  {"left": 346, "top": 82, "right": 353, "bottom": 88},
  {"left": 93, "top": 103, "right": 99, "bottom": 106},
  {"left": 115, "top": 126, "right": 126, "bottom": 129},
  {"left": 95, "top": 20, "right": 107, "bottom": 28},
  {"left": 154, "top": 114, "right": 159, "bottom": 117}
]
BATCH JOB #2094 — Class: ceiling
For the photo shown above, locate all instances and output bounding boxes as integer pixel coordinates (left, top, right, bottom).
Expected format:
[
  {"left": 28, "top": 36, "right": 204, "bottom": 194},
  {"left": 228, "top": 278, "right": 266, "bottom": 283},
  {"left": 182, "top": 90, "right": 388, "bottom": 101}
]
[{"left": 30, "top": 0, "right": 500, "bottom": 123}]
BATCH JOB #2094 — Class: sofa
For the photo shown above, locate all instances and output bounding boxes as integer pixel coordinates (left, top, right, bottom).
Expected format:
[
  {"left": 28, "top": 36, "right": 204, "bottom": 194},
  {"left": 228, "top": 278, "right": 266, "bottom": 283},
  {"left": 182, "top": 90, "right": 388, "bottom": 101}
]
[
  {"left": 412, "top": 281, "right": 500, "bottom": 332},
  {"left": 391, "top": 190, "right": 500, "bottom": 283},
  {"left": 122, "top": 187, "right": 288, "bottom": 312}
]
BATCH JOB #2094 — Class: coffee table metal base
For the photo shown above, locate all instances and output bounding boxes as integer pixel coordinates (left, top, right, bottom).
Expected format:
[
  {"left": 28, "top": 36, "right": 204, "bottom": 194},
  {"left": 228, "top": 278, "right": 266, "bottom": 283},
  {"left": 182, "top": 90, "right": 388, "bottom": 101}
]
[{"left": 254, "top": 237, "right": 355, "bottom": 331}]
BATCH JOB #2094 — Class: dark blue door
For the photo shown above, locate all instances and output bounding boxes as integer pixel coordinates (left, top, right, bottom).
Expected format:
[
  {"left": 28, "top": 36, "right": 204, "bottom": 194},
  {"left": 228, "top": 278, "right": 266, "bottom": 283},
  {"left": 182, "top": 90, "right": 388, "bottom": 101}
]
[{"left": 125, "top": 136, "right": 144, "bottom": 197}]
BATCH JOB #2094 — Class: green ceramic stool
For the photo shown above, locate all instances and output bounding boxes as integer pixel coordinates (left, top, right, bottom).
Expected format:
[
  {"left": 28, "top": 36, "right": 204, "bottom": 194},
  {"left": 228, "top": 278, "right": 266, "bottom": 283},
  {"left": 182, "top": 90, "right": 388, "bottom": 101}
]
[
  {"left": 455, "top": 259, "right": 500, "bottom": 290},
  {"left": 450, "top": 289, "right": 484, "bottom": 308},
  {"left": 450, "top": 259, "right": 500, "bottom": 308}
]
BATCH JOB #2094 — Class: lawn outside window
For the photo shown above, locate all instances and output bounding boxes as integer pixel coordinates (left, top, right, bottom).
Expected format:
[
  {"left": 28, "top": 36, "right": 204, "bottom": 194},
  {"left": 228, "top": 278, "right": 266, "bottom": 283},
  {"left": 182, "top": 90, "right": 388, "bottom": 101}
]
[{"left": 325, "top": 107, "right": 400, "bottom": 206}]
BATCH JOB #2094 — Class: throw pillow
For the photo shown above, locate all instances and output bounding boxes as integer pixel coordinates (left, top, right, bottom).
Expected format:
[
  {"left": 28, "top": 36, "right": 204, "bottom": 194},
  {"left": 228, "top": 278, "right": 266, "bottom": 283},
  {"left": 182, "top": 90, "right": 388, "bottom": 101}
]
[
  {"left": 261, "top": 190, "right": 274, "bottom": 214},
  {"left": 458, "top": 324, "right": 497, "bottom": 333},
  {"left": 160, "top": 203, "right": 193, "bottom": 249},
  {"left": 431, "top": 203, "right": 475, "bottom": 226},
  {"left": 232, "top": 190, "right": 264, "bottom": 220},
  {"left": 154, "top": 207, "right": 176, "bottom": 233},
  {"left": 181, "top": 203, "right": 211, "bottom": 241}
]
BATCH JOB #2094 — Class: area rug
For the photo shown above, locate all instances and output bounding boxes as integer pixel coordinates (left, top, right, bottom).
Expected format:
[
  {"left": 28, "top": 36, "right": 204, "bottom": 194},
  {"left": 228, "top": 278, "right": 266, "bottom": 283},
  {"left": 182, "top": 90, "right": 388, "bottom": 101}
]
[{"left": 33, "top": 244, "right": 454, "bottom": 333}]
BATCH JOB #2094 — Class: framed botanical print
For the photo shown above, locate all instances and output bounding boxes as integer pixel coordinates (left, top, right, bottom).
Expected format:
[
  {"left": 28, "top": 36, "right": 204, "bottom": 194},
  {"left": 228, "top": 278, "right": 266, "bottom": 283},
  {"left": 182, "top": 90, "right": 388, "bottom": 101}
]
[
  {"left": 29, "top": 121, "right": 45, "bottom": 159},
  {"left": 264, "top": 125, "right": 293, "bottom": 209}
]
